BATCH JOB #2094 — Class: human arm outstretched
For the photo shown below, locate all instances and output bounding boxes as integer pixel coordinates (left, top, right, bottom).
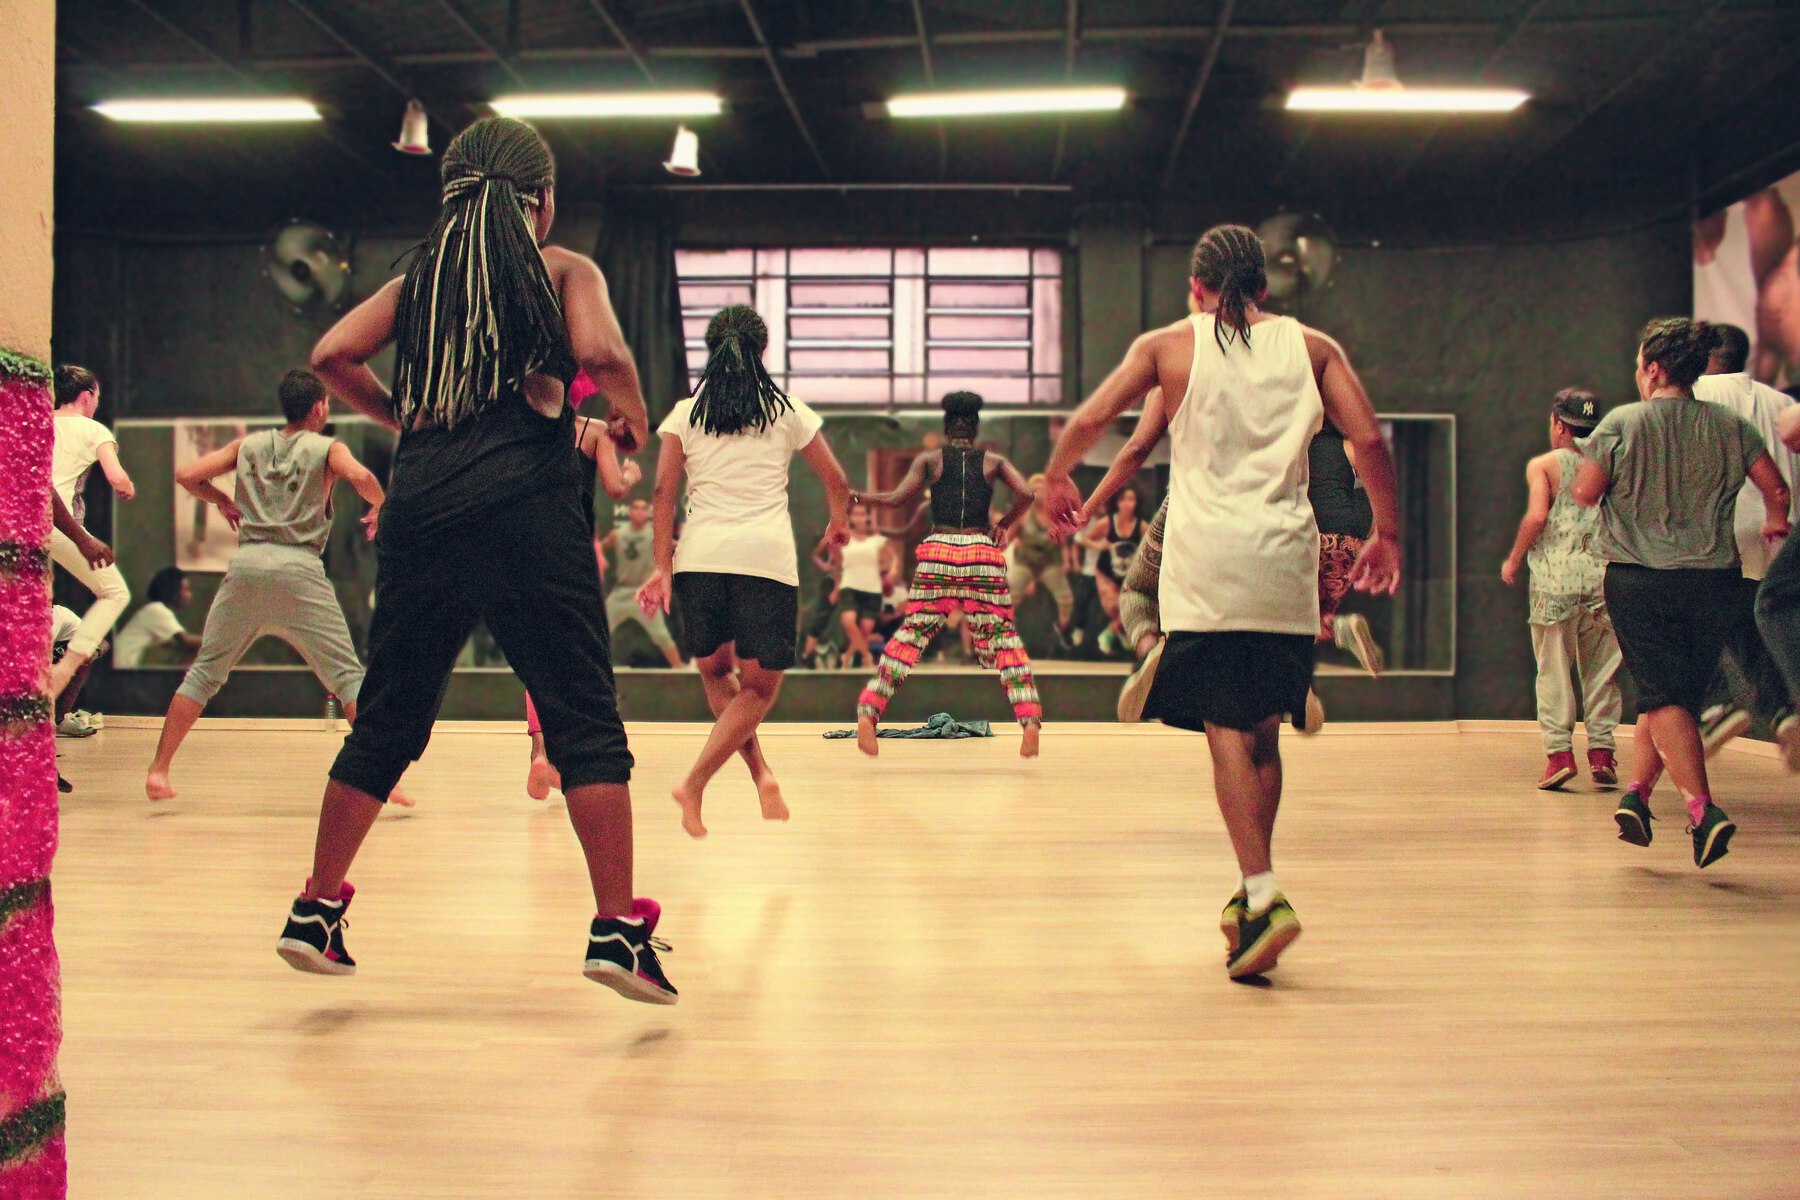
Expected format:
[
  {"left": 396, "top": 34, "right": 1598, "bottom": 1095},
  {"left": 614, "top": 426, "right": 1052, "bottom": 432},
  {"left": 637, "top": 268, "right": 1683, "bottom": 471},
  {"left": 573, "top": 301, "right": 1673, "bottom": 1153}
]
[
  {"left": 175, "top": 437, "right": 246, "bottom": 530},
  {"left": 1501, "top": 456, "right": 1552, "bottom": 586}
]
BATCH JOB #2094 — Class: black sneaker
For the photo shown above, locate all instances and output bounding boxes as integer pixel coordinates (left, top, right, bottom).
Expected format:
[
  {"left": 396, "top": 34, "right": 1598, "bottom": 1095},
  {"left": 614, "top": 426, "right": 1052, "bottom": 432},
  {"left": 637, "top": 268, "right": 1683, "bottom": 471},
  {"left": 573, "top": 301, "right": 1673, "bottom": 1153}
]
[
  {"left": 1220, "top": 886, "right": 1247, "bottom": 957},
  {"left": 57, "top": 774, "right": 72, "bottom": 794},
  {"left": 1700, "top": 705, "right": 1752, "bottom": 758},
  {"left": 1689, "top": 804, "right": 1736, "bottom": 869},
  {"left": 276, "top": 882, "right": 356, "bottom": 975},
  {"left": 1613, "top": 788, "right": 1654, "bottom": 847},
  {"left": 584, "top": 906, "right": 678, "bottom": 1005},
  {"left": 1227, "top": 895, "right": 1302, "bottom": 980}
]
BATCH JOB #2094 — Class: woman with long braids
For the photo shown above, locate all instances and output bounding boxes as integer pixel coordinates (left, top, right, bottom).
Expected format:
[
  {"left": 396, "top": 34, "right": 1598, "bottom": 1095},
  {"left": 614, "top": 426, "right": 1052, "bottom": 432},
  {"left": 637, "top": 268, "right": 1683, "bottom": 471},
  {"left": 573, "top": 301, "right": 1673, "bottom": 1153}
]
[
  {"left": 1043, "top": 224, "right": 1402, "bottom": 981},
  {"left": 282, "top": 117, "right": 677, "bottom": 1004},
  {"left": 852, "top": 391, "right": 1043, "bottom": 757},
  {"left": 637, "top": 304, "right": 851, "bottom": 838}
]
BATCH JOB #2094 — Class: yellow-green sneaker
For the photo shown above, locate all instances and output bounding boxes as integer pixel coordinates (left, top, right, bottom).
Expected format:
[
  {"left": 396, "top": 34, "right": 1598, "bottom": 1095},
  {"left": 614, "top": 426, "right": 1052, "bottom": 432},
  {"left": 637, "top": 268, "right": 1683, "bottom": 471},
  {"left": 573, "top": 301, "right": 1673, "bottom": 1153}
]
[
  {"left": 1220, "top": 887, "right": 1247, "bottom": 956},
  {"left": 1227, "top": 895, "right": 1302, "bottom": 980}
]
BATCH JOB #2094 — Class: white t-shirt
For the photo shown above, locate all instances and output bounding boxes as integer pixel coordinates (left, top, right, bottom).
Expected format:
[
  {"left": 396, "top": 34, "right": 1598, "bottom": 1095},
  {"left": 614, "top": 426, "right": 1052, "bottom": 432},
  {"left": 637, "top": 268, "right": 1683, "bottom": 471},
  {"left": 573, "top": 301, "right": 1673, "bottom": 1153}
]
[
  {"left": 1695, "top": 371, "right": 1800, "bottom": 579},
  {"left": 113, "top": 601, "right": 186, "bottom": 668},
  {"left": 52, "top": 412, "right": 117, "bottom": 520},
  {"left": 51, "top": 605, "right": 81, "bottom": 648},
  {"left": 658, "top": 396, "right": 824, "bottom": 586}
]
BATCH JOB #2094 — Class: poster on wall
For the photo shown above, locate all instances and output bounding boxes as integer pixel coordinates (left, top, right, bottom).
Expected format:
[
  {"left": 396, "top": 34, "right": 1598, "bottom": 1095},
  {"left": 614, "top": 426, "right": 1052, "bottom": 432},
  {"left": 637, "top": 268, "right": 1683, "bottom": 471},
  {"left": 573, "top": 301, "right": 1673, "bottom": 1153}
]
[
  {"left": 173, "top": 420, "right": 249, "bottom": 572},
  {"left": 1694, "top": 167, "right": 1800, "bottom": 387}
]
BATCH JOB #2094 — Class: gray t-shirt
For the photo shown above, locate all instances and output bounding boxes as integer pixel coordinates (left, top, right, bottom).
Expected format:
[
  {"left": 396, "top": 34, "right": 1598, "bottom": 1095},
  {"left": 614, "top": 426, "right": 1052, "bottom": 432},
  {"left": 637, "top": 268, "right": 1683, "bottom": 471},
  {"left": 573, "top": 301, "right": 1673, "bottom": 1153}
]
[
  {"left": 610, "top": 522, "right": 656, "bottom": 590},
  {"left": 1584, "top": 396, "right": 1764, "bottom": 570}
]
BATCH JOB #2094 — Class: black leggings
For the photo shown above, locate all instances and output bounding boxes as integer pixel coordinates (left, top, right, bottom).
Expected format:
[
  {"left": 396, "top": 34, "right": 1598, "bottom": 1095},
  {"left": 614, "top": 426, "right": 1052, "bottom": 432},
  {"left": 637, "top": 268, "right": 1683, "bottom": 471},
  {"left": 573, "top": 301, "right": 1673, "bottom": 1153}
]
[{"left": 331, "top": 485, "right": 632, "bottom": 801}]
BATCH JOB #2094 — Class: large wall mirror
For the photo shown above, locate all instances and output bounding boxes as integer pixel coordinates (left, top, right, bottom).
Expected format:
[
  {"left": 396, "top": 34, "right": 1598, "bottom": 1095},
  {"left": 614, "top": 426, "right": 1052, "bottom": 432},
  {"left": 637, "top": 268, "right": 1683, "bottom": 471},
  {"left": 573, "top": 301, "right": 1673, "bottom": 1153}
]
[{"left": 112, "top": 411, "right": 1451, "bottom": 679}]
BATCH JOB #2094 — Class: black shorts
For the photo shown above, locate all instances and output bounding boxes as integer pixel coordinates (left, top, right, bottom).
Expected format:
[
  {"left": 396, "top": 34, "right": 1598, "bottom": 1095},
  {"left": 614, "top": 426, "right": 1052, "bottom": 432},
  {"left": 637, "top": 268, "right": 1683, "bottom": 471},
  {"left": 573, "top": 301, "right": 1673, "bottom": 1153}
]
[
  {"left": 841, "top": 588, "right": 883, "bottom": 622},
  {"left": 1604, "top": 562, "right": 1737, "bottom": 715},
  {"left": 674, "top": 571, "right": 799, "bottom": 670},
  {"left": 1145, "top": 630, "right": 1314, "bottom": 733}
]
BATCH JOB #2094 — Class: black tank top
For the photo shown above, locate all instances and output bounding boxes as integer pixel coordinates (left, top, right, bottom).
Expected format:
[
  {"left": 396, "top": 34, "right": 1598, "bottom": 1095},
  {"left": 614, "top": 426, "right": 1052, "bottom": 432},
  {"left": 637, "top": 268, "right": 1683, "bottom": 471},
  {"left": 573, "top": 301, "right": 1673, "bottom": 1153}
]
[
  {"left": 931, "top": 445, "right": 994, "bottom": 529},
  {"left": 385, "top": 397, "right": 582, "bottom": 546},
  {"left": 1308, "top": 423, "right": 1373, "bottom": 537}
]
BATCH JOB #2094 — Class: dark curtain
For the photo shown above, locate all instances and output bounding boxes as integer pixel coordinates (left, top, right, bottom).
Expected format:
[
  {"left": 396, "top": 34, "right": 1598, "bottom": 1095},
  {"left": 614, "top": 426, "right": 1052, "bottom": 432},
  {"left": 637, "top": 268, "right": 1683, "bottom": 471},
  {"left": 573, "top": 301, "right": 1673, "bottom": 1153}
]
[
  {"left": 1391, "top": 420, "right": 1434, "bottom": 669},
  {"left": 592, "top": 194, "right": 690, "bottom": 428}
]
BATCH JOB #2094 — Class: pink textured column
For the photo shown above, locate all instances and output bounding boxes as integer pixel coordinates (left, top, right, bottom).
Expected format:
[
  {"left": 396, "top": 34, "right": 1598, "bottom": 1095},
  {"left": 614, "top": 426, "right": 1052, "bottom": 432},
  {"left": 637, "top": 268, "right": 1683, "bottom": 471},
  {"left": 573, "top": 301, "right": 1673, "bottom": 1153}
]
[{"left": 0, "top": 352, "right": 64, "bottom": 1194}]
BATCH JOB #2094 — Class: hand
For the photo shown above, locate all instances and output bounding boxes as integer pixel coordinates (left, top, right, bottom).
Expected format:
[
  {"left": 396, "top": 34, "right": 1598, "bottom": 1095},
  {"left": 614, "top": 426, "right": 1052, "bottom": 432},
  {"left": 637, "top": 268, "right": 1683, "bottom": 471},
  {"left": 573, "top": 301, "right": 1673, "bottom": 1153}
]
[
  {"left": 220, "top": 500, "right": 244, "bottom": 532},
  {"left": 75, "top": 532, "right": 114, "bottom": 570},
  {"left": 361, "top": 505, "right": 380, "bottom": 542},
  {"left": 606, "top": 413, "right": 636, "bottom": 452},
  {"left": 114, "top": 477, "right": 136, "bottom": 502},
  {"left": 991, "top": 523, "right": 1014, "bottom": 550},
  {"left": 1763, "top": 513, "right": 1791, "bottom": 544},
  {"left": 823, "top": 517, "right": 850, "bottom": 548},
  {"left": 620, "top": 459, "right": 643, "bottom": 488},
  {"left": 1500, "top": 557, "right": 1519, "bottom": 587},
  {"left": 637, "top": 568, "right": 672, "bottom": 616},
  {"left": 1349, "top": 533, "right": 1402, "bottom": 596},
  {"left": 1039, "top": 473, "right": 1084, "bottom": 539}
]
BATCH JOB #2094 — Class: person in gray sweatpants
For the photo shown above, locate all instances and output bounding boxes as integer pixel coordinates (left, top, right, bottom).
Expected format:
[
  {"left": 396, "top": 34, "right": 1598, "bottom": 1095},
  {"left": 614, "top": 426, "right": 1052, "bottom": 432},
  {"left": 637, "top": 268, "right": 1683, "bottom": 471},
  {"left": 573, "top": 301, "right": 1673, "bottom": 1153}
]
[{"left": 145, "top": 369, "right": 387, "bottom": 801}]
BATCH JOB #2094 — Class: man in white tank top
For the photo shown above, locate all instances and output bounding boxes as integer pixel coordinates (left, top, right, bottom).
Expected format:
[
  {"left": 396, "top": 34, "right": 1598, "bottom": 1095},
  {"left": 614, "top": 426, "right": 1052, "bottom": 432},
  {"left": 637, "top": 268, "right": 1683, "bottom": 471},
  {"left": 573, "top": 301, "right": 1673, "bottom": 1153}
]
[{"left": 1044, "top": 224, "right": 1402, "bottom": 981}]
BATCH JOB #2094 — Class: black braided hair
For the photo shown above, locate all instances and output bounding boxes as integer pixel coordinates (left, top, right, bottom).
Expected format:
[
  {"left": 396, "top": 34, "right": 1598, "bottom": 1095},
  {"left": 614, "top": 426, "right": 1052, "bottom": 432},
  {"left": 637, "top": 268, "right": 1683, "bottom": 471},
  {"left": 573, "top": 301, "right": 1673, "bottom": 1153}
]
[
  {"left": 391, "top": 116, "right": 573, "bottom": 429},
  {"left": 1638, "top": 317, "right": 1722, "bottom": 389},
  {"left": 690, "top": 305, "right": 792, "bottom": 436},
  {"left": 1189, "top": 224, "right": 1268, "bottom": 354},
  {"left": 941, "top": 390, "right": 983, "bottom": 440}
]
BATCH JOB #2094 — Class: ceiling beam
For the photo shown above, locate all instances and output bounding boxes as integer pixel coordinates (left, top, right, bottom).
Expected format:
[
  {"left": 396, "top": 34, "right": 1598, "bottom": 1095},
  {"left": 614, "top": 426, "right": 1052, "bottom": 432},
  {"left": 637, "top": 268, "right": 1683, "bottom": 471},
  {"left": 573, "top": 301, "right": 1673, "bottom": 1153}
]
[
  {"left": 281, "top": 0, "right": 450, "bottom": 127},
  {"left": 583, "top": 0, "right": 659, "bottom": 83},
  {"left": 907, "top": 0, "right": 948, "bottom": 179},
  {"left": 738, "top": 0, "right": 833, "bottom": 180},
  {"left": 1049, "top": 0, "right": 1080, "bottom": 181},
  {"left": 436, "top": 0, "right": 528, "bottom": 89},
  {"left": 1158, "top": 0, "right": 1237, "bottom": 196}
]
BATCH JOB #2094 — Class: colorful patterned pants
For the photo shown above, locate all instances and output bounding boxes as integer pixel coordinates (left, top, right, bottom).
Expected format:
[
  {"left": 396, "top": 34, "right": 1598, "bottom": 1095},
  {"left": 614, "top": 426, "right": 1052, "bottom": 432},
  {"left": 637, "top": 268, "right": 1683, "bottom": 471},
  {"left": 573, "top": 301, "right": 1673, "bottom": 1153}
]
[{"left": 857, "top": 605, "right": 1042, "bottom": 725}]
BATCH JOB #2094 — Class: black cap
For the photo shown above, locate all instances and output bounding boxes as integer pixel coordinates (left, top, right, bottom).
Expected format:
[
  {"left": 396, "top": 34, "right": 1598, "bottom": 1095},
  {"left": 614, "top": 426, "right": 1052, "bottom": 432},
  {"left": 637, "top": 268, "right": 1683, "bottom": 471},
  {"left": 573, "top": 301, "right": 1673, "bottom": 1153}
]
[{"left": 1552, "top": 388, "right": 1600, "bottom": 431}]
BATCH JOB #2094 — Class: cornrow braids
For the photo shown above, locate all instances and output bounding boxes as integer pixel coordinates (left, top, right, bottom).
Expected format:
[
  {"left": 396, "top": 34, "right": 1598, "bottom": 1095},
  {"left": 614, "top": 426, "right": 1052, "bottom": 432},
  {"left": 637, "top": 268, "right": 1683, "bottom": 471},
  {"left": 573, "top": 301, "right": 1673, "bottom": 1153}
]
[
  {"left": 1189, "top": 224, "right": 1268, "bottom": 354},
  {"left": 1638, "top": 317, "right": 1721, "bottom": 390},
  {"left": 689, "top": 304, "right": 792, "bottom": 437},
  {"left": 390, "top": 116, "right": 574, "bottom": 430}
]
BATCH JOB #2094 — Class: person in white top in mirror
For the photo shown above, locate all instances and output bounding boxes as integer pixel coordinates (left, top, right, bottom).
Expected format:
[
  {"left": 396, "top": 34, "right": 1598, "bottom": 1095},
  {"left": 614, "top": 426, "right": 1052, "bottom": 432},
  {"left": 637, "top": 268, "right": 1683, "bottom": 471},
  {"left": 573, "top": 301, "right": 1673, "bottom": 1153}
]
[
  {"left": 830, "top": 502, "right": 902, "bottom": 670},
  {"left": 1042, "top": 224, "right": 1402, "bottom": 981},
  {"left": 48, "top": 365, "right": 135, "bottom": 699},
  {"left": 638, "top": 304, "right": 852, "bottom": 838}
]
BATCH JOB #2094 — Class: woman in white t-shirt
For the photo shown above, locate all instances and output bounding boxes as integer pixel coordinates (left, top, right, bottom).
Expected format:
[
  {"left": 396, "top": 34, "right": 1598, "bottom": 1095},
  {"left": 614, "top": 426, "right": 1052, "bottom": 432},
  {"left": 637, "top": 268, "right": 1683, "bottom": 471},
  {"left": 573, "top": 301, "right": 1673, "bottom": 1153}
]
[
  {"left": 49, "top": 365, "right": 136, "bottom": 697},
  {"left": 113, "top": 567, "right": 203, "bottom": 668},
  {"left": 638, "top": 305, "right": 851, "bottom": 837}
]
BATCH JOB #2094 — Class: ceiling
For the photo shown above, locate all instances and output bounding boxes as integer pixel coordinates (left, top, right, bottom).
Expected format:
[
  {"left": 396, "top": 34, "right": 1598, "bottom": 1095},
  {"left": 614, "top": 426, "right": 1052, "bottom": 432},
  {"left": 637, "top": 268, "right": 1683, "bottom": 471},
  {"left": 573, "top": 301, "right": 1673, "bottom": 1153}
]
[{"left": 54, "top": 0, "right": 1800, "bottom": 241}]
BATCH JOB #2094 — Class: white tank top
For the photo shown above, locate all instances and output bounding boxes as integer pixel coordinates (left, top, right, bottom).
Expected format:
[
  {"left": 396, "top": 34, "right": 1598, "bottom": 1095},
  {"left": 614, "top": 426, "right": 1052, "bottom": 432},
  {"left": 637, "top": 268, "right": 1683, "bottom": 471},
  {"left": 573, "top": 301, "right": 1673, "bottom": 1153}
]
[
  {"left": 1693, "top": 204, "right": 1758, "bottom": 338},
  {"left": 841, "top": 534, "right": 884, "bottom": 593},
  {"left": 1160, "top": 313, "right": 1323, "bottom": 635}
]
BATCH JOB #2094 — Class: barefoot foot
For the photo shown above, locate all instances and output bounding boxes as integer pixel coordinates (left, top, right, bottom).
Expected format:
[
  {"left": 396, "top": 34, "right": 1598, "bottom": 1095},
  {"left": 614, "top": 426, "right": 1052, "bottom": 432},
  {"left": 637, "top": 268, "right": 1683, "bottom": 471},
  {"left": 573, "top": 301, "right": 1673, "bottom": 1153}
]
[
  {"left": 387, "top": 786, "right": 416, "bottom": 809},
  {"left": 145, "top": 772, "right": 178, "bottom": 801},
  {"left": 672, "top": 783, "right": 707, "bottom": 838},
  {"left": 856, "top": 714, "right": 879, "bottom": 757},
  {"left": 1020, "top": 721, "right": 1041, "bottom": 759},
  {"left": 526, "top": 756, "right": 560, "bottom": 801},
  {"left": 756, "top": 776, "right": 789, "bottom": 822}
]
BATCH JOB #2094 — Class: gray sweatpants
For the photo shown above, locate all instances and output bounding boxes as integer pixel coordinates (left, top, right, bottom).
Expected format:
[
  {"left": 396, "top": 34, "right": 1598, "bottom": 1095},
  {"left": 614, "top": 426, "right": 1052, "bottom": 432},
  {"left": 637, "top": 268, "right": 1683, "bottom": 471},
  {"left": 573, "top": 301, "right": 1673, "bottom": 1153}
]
[
  {"left": 1530, "top": 599, "right": 1623, "bottom": 754},
  {"left": 177, "top": 542, "right": 364, "bottom": 706},
  {"left": 605, "top": 586, "right": 676, "bottom": 650}
]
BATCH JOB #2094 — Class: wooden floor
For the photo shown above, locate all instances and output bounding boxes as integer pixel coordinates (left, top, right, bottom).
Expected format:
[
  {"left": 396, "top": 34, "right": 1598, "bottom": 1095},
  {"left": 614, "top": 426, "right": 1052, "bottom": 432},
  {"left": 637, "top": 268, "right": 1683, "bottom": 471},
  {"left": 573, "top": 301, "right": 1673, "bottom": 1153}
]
[{"left": 52, "top": 721, "right": 1800, "bottom": 1199}]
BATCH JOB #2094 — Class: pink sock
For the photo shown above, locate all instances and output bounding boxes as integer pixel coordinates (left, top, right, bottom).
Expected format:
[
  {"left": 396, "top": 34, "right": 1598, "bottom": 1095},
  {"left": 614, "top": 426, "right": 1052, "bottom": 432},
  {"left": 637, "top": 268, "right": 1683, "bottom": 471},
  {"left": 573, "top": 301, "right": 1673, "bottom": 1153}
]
[
  {"left": 1686, "top": 794, "right": 1709, "bottom": 825},
  {"left": 1630, "top": 779, "right": 1655, "bottom": 800}
]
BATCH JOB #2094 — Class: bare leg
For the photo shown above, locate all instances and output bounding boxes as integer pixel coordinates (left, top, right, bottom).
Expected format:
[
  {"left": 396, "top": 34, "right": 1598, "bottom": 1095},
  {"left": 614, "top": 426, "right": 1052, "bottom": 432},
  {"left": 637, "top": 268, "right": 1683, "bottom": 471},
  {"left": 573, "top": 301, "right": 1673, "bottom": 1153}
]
[
  {"left": 527, "top": 731, "right": 561, "bottom": 800},
  {"left": 1203, "top": 718, "right": 1283, "bottom": 877},
  {"left": 565, "top": 781, "right": 633, "bottom": 917},
  {"left": 146, "top": 693, "right": 204, "bottom": 800},
  {"left": 675, "top": 656, "right": 786, "bottom": 836},
  {"left": 1642, "top": 705, "right": 1708, "bottom": 803},
  {"left": 1630, "top": 713, "right": 1665, "bottom": 790},
  {"left": 305, "top": 779, "right": 386, "bottom": 899},
  {"left": 694, "top": 650, "right": 786, "bottom": 821},
  {"left": 841, "top": 609, "right": 872, "bottom": 669}
]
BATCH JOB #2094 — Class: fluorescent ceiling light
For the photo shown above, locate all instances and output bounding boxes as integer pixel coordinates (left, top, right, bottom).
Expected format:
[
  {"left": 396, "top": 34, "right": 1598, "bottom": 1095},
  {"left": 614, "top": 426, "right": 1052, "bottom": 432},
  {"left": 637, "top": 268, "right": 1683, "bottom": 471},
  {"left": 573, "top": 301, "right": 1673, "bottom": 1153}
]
[
  {"left": 490, "top": 93, "right": 722, "bottom": 118},
  {"left": 1285, "top": 87, "right": 1529, "bottom": 113},
  {"left": 92, "top": 98, "right": 321, "bottom": 122},
  {"left": 886, "top": 88, "right": 1127, "bottom": 118}
]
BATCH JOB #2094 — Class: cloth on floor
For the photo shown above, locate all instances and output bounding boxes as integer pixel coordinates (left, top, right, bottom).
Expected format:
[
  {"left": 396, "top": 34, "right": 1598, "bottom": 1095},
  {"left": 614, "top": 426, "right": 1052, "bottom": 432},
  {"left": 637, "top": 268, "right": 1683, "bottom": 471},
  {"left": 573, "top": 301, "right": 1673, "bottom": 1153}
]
[{"left": 824, "top": 712, "right": 993, "bottom": 740}]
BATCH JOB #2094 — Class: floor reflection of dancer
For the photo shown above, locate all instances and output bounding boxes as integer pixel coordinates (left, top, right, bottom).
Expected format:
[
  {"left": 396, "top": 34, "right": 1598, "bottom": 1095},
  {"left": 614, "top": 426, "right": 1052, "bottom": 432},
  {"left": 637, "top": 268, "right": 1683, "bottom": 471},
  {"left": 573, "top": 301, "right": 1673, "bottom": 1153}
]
[
  {"left": 524, "top": 404, "right": 644, "bottom": 799},
  {"left": 286, "top": 117, "right": 673, "bottom": 1003},
  {"left": 145, "top": 370, "right": 387, "bottom": 803},
  {"left": 1576, "top": 319, "right": 1790, "bottom": 869},
  {"left": 835, "top": 502, "right": 900, "bottom": 670},
  {"left": 854, "top": 391, "right": 1043, "bottom": 757},
  {"left": 636, "top": 304, "right": 851, "bottom": 838},
  {"left": 1044, "top": 224, "right": 1401, "bottom": 980}
]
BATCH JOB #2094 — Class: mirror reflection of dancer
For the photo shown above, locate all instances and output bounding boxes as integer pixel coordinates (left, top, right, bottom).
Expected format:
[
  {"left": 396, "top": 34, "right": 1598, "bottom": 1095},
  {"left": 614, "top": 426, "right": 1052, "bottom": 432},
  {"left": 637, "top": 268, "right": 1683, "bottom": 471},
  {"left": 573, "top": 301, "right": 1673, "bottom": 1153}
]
[
  {"left": 637, "top": 304, "right": 852, "bottom": 838},
  {"left": 1044, "top": 224, "right": 1401, "bottom": 981},
  {"left": 145, "top": 370, "right": 387, "bottom": 802},
  {"left": 1007, "top": 479, "right": 1076, "bottom": 651},
  {"left": 49, "top": 365, "right": 134, "bottom": 699},
  {"left": 853, "top": 391, "right": 1043, "bottom": 757},
  {"left": 834, "top": 502, "right": 901, "bottom": 670},
  {"left": 1078, "top": 485, "right": 1143, "bottom": 656},
  {"left": 524, "top": 400, "right": 646, "bottom": 799},
  {"left": 1574, "top": 319, "right": 1790, "bottom": 869},
  {"left": 290, "top": 117, "right": 674, "bottom": 1004}
]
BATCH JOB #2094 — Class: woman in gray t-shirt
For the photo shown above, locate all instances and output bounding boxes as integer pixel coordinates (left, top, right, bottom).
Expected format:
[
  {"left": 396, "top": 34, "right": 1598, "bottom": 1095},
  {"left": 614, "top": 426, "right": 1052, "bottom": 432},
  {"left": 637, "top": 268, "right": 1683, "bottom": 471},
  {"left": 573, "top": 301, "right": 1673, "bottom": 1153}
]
[{"left": 1573, "top": 318, "right": 1790, "bottom": 869}]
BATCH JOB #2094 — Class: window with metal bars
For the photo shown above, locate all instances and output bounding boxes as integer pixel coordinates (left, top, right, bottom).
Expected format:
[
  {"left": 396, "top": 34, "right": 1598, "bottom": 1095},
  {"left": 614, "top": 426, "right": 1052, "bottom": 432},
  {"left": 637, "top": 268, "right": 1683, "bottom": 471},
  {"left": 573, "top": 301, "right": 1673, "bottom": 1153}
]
[{"left": 675, "top": 246, "right": 1062, "bottom": 407}]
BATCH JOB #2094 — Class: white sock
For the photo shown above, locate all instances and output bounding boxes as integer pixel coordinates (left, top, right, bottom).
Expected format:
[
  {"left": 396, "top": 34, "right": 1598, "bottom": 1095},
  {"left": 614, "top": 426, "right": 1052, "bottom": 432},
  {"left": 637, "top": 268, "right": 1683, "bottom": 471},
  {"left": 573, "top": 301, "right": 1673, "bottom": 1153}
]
[{"left": 1244, "top": 871, "right": 1279, "bottom": 914}]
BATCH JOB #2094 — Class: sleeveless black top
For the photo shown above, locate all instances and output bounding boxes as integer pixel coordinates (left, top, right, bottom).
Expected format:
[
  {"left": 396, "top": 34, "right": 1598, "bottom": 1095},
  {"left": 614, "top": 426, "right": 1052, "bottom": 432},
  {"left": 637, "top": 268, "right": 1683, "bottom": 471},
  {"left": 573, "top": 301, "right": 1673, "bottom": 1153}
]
[
  {"left": 931, "top": 445, "right": 994, "bottom": 530},
  {"left": 1308, "top": 422, "right": 1373, "bottom": 538}
]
